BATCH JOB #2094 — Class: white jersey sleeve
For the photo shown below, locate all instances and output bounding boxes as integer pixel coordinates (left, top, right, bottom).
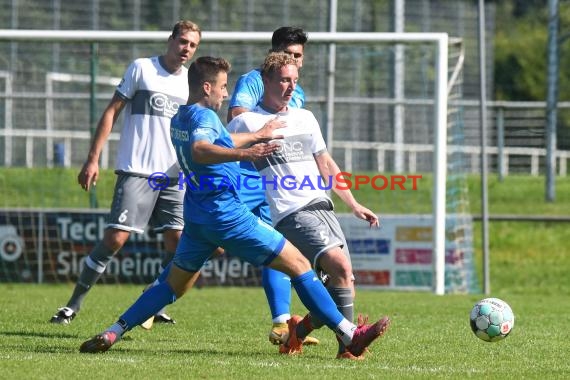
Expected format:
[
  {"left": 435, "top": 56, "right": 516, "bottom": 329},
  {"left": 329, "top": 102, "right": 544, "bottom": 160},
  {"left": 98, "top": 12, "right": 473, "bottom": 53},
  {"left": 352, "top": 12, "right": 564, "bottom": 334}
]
[{"left": 116, "top": 60, "right": 141, "bottom": 100}]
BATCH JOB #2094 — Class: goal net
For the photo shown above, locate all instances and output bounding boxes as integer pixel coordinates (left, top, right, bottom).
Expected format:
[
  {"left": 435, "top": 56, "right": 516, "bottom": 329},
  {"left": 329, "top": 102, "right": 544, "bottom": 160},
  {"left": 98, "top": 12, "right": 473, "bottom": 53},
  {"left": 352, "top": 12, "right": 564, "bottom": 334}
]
[{"left": 0, "top": 31, "right": 478, "bottom": 293}]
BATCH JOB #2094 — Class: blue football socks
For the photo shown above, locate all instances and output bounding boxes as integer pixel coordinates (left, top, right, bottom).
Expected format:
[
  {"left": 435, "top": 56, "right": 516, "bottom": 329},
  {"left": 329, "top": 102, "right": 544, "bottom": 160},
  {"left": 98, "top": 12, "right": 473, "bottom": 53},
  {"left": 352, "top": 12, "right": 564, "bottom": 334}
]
[
  {"left": 291, "top": 270, "right": 344, "bottom": 329},
  {"left": 262, "top": 267, "right": 292, "bottom": 322},
  {"left": 118, "top": 282, "right": 177, "bottom": 331}
]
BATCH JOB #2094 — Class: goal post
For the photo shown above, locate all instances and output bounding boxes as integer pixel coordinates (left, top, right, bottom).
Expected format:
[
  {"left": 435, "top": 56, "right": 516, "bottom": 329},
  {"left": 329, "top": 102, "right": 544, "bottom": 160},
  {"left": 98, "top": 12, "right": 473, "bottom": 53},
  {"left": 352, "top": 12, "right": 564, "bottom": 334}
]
[{"left": 0, "top": 30, "right": 476, "bottom": 294}]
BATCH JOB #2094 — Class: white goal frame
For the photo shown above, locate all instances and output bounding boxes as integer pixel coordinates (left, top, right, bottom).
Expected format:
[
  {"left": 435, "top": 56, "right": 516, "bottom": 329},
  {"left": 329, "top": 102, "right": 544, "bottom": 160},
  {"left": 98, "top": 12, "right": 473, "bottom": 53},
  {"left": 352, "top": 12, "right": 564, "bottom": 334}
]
[{"left": 0, "top": 29, "right": 449, "bottom": 295}]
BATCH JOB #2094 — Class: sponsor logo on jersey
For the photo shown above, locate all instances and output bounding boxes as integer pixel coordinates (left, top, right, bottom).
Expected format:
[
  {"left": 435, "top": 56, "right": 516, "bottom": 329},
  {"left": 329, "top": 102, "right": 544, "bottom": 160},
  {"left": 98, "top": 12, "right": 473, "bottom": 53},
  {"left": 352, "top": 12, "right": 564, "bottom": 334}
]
[{"left": 131, "top": 90, "right": 185, "bottom": 118}]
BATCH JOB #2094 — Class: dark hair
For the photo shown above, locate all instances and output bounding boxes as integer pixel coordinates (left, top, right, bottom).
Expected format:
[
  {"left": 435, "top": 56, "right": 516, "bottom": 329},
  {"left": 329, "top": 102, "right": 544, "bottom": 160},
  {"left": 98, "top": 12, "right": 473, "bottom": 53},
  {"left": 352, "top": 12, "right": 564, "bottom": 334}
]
[
  {"left": 171, "top": 20, "right": 201, "bottom": 39},
  {"left": 260, "top": 52, "right": 297, "bottom": 79},
  {"left": 187, "top": 57, "right": 231, "bottom": 93},
  {"left": 271, "top": 27, "right": 308, "bottom": 52}
]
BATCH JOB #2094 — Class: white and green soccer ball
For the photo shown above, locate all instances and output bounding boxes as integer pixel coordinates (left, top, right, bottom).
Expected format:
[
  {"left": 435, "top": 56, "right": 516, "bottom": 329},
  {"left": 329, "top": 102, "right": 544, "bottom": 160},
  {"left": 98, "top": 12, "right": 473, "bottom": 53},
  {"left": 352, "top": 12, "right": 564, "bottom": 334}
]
[{"left": 470, "top": 298, "right": 515, "bottom": 342}]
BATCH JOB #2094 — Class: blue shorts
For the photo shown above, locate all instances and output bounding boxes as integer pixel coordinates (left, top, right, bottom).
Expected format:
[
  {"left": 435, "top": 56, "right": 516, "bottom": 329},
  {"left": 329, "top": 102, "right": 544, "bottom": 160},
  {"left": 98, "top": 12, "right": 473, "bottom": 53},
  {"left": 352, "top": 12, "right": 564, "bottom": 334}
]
[
  {"left": 240, "top": 179, "right": 270, "bottom": 221},
  {"left": 249, "top": 201, "right": 271, "bottom": 224},
  {"left": 173, "top": 213, "right": 285, "bottom": 273}
]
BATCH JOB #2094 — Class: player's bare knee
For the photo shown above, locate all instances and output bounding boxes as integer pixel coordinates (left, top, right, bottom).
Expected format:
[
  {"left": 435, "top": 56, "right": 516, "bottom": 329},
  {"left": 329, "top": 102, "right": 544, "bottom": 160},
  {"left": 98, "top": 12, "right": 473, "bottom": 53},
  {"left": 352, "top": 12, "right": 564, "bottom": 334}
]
[
  {"left": 287, "top": 244, "right": 311, "bottom": 272},
  {"left": 320, "top": 268, "right": 353, "bottom": 287},
  {"left": 337, "top": 266, "right": 354, "bottom": 283},
  {"left": 326, "top": 268, "right": 353, "bottom": 288},
  {"left": 283, "top": 253, "right": 311, "bottom": 274},
  {"left": 102, "top": 229, "right": 130, "bottom": 252},
  {"left": 163, "top": 229, "right": 182, "bottom": 252},
  {"left": 318, "top": 248, "right": 353, "bottom": 283}
]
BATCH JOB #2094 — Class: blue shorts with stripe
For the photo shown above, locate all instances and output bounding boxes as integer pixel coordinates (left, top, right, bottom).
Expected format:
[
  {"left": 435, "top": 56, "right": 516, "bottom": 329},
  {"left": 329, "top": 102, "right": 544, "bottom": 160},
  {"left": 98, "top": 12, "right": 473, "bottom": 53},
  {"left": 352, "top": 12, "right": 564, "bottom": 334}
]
[{"left": 173, "top": 212, "right": 285, "bottom": 273}]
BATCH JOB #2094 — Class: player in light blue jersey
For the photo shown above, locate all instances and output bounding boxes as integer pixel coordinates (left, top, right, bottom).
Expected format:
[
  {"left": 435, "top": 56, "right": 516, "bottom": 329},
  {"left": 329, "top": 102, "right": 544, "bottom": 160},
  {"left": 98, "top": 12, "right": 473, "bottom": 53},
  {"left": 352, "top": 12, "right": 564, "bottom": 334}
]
[
  {"left": 227, "top": 27, "right": 306, "bottom": 122},
  {"left": 79, "top": 56, "right": 389, "bottom": 360},
  {"left": 228, "top": 67, "right": 304, "bottom": 113},
  {"left": 227, "top": 26, "right": 318, "bottom": 346}
]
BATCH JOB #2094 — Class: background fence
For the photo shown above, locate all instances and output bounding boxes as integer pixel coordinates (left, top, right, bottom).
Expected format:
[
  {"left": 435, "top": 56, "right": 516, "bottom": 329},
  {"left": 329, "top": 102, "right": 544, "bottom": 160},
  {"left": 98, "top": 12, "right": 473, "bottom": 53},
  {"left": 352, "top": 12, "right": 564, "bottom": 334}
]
[
  {"left": 1, "top": 0, "right": 569, "bottom": 176},
  {"left": 1, "top": 78, "right": 569, "bottom": 176}
]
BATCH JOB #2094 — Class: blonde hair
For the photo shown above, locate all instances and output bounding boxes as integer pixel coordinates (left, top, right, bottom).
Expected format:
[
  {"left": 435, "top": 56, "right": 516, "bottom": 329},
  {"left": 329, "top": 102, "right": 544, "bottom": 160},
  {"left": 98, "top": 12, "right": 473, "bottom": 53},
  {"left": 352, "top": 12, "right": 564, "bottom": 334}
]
[{"left": 260, "top": 52, "right": 297, "bottom": 79}]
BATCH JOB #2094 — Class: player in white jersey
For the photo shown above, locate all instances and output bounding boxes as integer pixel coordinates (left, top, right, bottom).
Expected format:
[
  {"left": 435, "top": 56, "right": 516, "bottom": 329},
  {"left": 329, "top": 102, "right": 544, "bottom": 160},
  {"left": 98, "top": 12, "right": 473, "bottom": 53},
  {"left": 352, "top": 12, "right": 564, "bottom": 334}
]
[
  {"left": 228, "top": 52, "right": 389, "bottom": 359},
  {"left": 50, "top": 20, "right": 201, "bottom": 326},
  {"left": 227, "top": 26, "right": 318, "bottom": 347}
]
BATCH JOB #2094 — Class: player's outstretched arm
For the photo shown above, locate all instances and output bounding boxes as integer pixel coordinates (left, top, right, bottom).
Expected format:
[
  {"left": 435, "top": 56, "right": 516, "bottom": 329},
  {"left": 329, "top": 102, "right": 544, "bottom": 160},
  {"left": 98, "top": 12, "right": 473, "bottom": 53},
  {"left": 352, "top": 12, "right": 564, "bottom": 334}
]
[
  {"left": 230, "top": 116, "right": 285, "bottom": 148},
  {"left": 191, "top": 140, "right": 279, "bottom": 165},
  {"left": 314, "top": 151, "right": 379, "bottom": 227}
]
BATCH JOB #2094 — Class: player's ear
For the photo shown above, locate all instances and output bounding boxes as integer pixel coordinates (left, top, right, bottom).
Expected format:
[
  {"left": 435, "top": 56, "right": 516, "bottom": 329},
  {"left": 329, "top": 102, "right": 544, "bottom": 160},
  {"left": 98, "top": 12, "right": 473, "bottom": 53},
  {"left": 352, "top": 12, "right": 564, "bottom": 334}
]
[{"left": 203, "top": 81, "right": 212, "bottom": 96}]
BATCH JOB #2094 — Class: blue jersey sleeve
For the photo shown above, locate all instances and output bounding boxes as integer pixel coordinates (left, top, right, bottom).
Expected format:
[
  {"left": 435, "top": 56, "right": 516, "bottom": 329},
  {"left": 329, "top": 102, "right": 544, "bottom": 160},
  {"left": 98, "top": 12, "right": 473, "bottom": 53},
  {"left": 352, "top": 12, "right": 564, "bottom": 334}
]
[
  {"left": 291, "top": 85, "right": 305, "bottom": 108},
  {"left": 228, "top": 70, "right": 264, "bottom": 110},
  {"left": 189, "top": 109, "right": 221, "bottom": 145}
]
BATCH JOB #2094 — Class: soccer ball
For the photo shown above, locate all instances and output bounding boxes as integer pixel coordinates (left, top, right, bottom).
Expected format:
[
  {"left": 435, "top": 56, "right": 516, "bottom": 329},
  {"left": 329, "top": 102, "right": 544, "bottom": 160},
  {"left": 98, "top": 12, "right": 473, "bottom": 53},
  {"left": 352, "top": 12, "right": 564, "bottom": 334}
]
[{"left": 469, "top": 298, "right": 514, "bottom": 342}]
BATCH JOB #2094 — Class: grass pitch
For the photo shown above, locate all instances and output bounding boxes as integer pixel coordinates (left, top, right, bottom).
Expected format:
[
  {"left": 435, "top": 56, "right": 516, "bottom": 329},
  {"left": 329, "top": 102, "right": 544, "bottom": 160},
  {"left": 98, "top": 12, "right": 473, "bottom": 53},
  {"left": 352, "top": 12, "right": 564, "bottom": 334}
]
[
  {"left": 0, "top": 170, "right": 568, "bottom": 378},
  {"left": 0, "top": 284, "right": 568, "bottom": 379}
]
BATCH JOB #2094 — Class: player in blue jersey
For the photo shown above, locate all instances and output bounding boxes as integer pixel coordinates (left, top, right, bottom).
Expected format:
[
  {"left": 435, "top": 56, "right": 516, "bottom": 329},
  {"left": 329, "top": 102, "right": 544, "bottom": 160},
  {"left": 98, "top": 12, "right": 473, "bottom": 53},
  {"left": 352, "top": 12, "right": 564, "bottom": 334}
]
[
  {"left": 226, "top": 26, "right": 318, "bottom": 346},
  {"left": 227, "top": 26, "right": 306, "bottom": 122},
  {"left": 79, "top": 56, "right": 389, "bottom": 359}
]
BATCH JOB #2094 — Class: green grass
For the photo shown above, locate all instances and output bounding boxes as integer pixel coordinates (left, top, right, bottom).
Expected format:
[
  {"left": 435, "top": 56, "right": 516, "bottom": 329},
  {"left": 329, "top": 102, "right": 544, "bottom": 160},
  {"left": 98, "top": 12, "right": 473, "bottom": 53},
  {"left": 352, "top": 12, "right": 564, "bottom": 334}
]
[
  {"left": 0, "top": 168, "right": 116, "bottom": 209},
  {"left": 472, "top": 221, "right": 570, "bottom": 294},
  {"left": 0, "top": 285, "right": 568, "bottom": 379},
  {"left": 0, "top": 169, "right": 568, "bottom": 377},
  {"left": 467, "top": 175, "right": 570, "bottom": 215}
]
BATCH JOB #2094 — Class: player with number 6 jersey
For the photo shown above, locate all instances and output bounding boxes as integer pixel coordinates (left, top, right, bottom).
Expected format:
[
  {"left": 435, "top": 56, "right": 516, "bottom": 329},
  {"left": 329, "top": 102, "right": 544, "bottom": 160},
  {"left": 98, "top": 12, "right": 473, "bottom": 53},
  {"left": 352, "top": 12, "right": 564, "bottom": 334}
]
[{"left": 50, "top": 20, "right": 201, "bottom": 327}]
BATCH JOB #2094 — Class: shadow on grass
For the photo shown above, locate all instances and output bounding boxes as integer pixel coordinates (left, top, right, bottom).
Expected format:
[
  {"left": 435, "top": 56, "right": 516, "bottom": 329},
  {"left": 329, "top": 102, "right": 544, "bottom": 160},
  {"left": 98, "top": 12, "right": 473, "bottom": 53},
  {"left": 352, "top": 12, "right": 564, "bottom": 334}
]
[
  {"left": 1, "top": 330, "right": 79, "bottom": 353},
  {"left": 1, "top": 330, "right": 270, "bottom": 358},
  {"left": 160, "top": 347, "right": 268, "bottom": 357},
  {"left": 0, "top": 330, "right": 79, "bottom": 339},
  {"left": 86, "top": 342, "right": 269, "bottom": 357}
]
